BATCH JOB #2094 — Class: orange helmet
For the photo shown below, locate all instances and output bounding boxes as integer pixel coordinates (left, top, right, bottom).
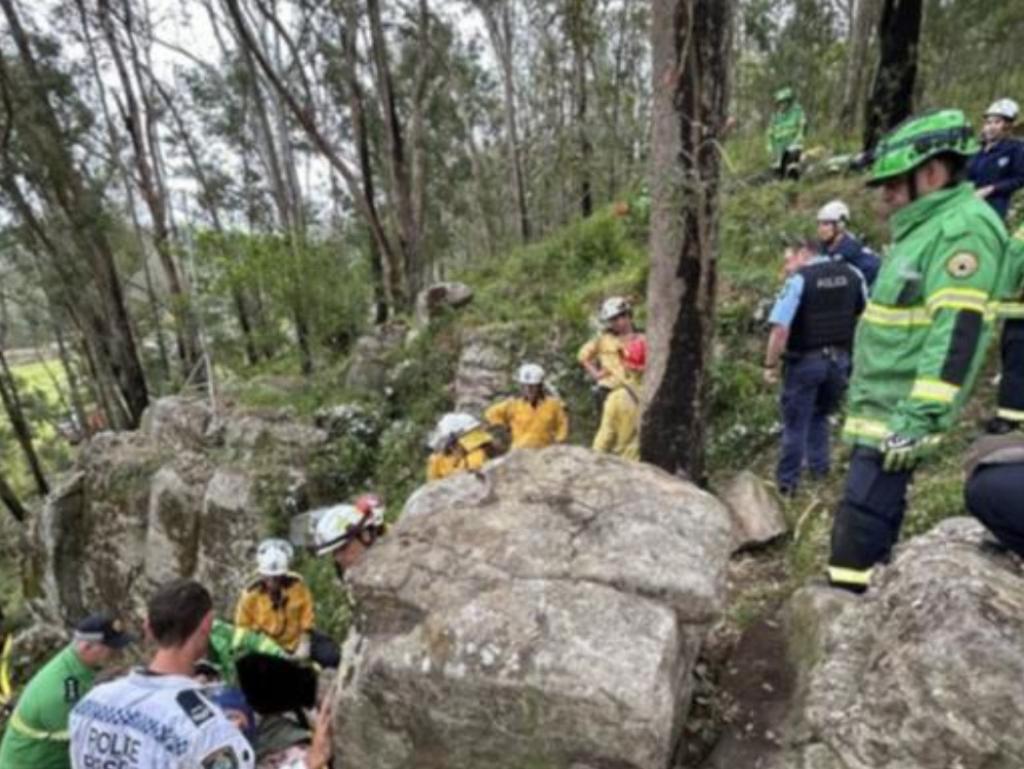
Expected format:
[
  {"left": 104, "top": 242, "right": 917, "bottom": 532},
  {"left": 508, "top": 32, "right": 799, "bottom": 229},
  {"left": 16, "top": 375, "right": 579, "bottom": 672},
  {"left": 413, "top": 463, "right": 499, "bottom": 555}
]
[{"left": 622, "top": 335, "right": 646, "bottom": 372}]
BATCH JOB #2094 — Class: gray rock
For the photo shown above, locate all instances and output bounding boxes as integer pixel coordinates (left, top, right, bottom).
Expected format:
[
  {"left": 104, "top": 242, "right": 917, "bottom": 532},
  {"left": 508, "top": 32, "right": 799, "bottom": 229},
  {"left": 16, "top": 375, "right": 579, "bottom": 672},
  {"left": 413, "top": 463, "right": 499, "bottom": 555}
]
[
  {"left": 195, "top": 469, "right": 259, "bottom": 617},
  {"left": 453, "top": 322, "right": 531, "bottom": 414},
  {"left": 313, "top": 403, "right": 382, "bottom": 443},
  {"left": 140, "top": 396, "right": 213, "bottom": 450},
  {"left": 223, "top": 412, "right": 328, "bottom": 456},
  {"left": 144, "top": 453, "right": 212, "bottom": 588},
  {"left": 414, "top": 281, "right": 474, "bottom": 327},
  {"left": 333, "top": 446, "right": 734, "bottom": 769},
  {"left": 769, "top": 517, "right": 1024, "bottom": 769},
  {"left": 720, "top": 471, "right": 787, "bottom": 551},
  {"left": 345, "top": 323, "right": 408, "bottom": 393}
]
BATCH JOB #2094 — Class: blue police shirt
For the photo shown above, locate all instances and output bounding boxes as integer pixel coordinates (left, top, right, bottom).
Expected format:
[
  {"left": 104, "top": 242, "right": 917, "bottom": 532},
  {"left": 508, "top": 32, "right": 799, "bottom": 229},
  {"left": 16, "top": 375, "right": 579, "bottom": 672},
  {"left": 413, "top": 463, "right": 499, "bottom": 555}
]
[
  {"left": 769, "top": 256, "right": 867, "bottom": 327},
  {"left": 827, "top": 234, "right": 880, "bottom": 288},
  {"left": 968, "top": 138, "right": 1024, "bottom": 220}
]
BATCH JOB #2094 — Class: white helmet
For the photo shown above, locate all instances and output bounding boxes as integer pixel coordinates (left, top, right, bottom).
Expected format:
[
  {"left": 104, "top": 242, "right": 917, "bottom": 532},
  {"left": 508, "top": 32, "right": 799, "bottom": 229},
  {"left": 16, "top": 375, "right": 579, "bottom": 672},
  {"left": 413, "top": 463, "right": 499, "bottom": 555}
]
[
  {"left": 516, "top": 363, "right": 545, "bottom": 386},
  {"left": 985, "top": 98, "right": 1020, "bottom": 122},
  {"left": 599, "top": 296, "right": 631, "bottom": 324},
  {"left": 816, "top": 200, "right": 850, "bottom": 223},
  {"left": 313, "top": 503, "right": 382, "bottom": 556},
  {"left": 256, "top": 538, "right": 294, "bottom": 576},
  {"left": 428, "top": 412, "right": 480, "bottom": 451}
]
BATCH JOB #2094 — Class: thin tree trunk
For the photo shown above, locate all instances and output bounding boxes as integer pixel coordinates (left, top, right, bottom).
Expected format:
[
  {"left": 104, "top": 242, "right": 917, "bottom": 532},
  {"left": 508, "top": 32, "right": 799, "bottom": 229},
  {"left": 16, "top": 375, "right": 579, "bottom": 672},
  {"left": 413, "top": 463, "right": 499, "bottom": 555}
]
[
  {"left": 0, "top": 348, "right": 48, "bottom": 496},
  {"left": 568, "top": 0, "right": 593, "bottom": 218},
  {"left": 863, "top": 0, "right": 923, "bottom": 149},
  {"left": 0, "top": 471, "right": 27, "bottom": 523},
  {"left": 641, "top": 0, "right": 733, "bottom": 484},
  {"left": 840, "top": 0, "right": 880, "bottom": 130},
  {"left": 476, "top": 0, "right": 530, "bottom": 242},
  {"left": 52, "top": 317, "right": 89, "bottom": 437}
]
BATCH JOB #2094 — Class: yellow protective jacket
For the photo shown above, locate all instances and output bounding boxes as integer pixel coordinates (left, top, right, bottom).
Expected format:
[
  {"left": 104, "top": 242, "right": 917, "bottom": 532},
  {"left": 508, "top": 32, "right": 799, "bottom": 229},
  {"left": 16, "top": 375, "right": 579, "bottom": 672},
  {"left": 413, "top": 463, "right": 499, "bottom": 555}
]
[
  {"left": 485, "top": 395, "right": 569, "bottom": 449},
  {"left": 577, "top": 332, "right": 627, "bottom": 389},
  {"left": 234, "top": 573, "right": 315, "bottom": 653},
  {"left": 592, "top": 381, "right": 641, "bottom": 460},
  {"left": 426, "top": 428, "right": 493, "bottom": 481}
]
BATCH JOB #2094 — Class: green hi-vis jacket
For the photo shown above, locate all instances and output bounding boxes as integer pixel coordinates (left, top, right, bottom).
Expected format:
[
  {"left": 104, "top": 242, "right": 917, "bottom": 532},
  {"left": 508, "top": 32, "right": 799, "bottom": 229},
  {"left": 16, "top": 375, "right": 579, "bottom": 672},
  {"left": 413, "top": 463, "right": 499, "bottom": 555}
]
[
  {"left": 994, "top": 226, "right": 1024, "bottom": 316},
  {"left": 0, "top": 645, "right": 92, "bottom": 769},
  {"left": 207, "top": 618, "right": 286, "bottom": 684},
  {"left": 767, "top": 104, "right": 807, "bottom": 160},
  {"left": 843, "top": 183, "right": 1009, "bottom": 448}
]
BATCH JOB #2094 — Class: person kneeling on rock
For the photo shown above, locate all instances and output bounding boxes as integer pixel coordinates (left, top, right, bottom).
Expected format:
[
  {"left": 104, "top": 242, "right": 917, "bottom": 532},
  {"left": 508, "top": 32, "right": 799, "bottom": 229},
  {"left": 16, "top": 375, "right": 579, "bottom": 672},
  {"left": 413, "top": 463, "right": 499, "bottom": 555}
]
[
  {"left": 425, "top": 412, "right": 497, "bottom": 481},
  {"left": 964, "top": 433, "right": 1024, "bottom": 557},
  {"left": 485, "top": 363, "right": 569, "bottom": 449},
  {"left": 234, "top": 539, "right": 341, "bottom": 669},
  {"left": 592, "top": 335, "right": 646, "bottom": 460}
]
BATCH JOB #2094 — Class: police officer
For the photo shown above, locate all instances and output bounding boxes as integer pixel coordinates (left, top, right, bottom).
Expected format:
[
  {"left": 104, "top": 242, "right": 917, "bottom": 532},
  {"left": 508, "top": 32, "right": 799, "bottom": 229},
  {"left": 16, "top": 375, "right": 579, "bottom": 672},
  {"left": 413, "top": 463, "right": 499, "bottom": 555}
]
[
  {"left": 827, "top": 109, "right": 1008, "bottom": 593},
  {"left": 968, "top": 98, "right": 1024, "bottom": 221},
  {"left": 964, "top": 433, "right": 1024, "bottom": 557},
  {"left": 816, "top": 200, "right": 881, "bottom": 288},
  {"left": 763, "top": 239, "right": 865, "bottom": 495},
  {"left": 0, "top": 614, "right": 134, "bottom": 769},
  {"left": 767, "top": 87, "right": 807, "bottom": 179},
  {"left": 70, "top": 579, "right": 255, "bottom": 769}
]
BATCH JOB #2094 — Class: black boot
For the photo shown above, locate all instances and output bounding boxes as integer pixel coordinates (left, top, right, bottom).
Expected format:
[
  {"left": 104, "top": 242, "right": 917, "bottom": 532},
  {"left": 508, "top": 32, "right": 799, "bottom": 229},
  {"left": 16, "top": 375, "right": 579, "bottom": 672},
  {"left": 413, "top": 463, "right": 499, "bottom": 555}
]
[{"left": 984, "top": 417, "right": 1018, "bottom": 435}]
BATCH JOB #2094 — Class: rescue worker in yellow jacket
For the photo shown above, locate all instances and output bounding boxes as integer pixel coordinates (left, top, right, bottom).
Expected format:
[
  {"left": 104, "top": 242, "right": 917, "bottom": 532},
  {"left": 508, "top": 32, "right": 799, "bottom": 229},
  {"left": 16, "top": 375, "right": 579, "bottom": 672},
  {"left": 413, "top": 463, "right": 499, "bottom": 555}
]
[
  {"left": 234, "top": 539, "right": 314, "bottom": 658},
  {"left": 485, "top": 363, "right": 569, "bottom": 449},
  {"left": 426, "top": 412, "right": 496, "bottom": 481},
  {"left": 578, "top": 296, "right": 636, "bottom": 410},
  {"left": 593, "top": 335, "right": 646, "bottom": 460}
]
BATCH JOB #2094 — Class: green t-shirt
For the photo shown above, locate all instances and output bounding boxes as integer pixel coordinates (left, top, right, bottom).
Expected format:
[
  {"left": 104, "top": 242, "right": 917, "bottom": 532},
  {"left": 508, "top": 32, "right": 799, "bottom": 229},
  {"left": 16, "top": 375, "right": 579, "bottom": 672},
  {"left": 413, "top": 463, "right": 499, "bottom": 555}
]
[{"left": 0, "top": 645, "right": 93, "bottom": 769}]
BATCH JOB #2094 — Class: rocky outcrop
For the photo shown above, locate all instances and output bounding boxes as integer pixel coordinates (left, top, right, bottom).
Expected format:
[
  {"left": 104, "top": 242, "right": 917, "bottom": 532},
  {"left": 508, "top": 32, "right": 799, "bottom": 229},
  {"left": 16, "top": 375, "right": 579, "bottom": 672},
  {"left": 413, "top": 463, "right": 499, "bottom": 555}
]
[
  {"left": 720, "top": 471, "right": 787, "bottom": 551},
  {"left": 27, "top": 397, "right": 355, "bottom": 626},
  {"left": 414, "top": 281, "right": 474, "bottom": 328},
  {"left": 333, "top": 446, "right": 734, "bottom": 769},
  {"left": 344, "top": 323, "right": 408, "bottom": 393},
  {"left": 453, "top": 322, "right": 541, "bottom": 414},
  {"left": 708, "top": 517, "right": 1024, "bottom": 769}
]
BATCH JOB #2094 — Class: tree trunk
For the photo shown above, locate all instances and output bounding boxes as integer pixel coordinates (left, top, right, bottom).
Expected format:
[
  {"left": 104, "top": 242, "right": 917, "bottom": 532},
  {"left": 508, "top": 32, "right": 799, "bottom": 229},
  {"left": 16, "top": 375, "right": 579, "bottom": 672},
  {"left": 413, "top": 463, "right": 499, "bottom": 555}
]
[
  {"left": 863, "top": 0, "right": 923, "bottom": 149},
  {"left": 0, "top": 470, "right": 27, "bottom": 523},
  {"left": 568, "top": 0, "right": 593, "bottom": 219},
  {"left": 0, "top": 348, "right": 48, "bottom": 496},
  {"left": 476, "top": 0, "right": 530, "bottom": 242},
  {"left": 839, "top": 0, "right": 880, "bottom": 130},
  {"left": 641, "top": 0, "right": 733, "bottom": 484}
]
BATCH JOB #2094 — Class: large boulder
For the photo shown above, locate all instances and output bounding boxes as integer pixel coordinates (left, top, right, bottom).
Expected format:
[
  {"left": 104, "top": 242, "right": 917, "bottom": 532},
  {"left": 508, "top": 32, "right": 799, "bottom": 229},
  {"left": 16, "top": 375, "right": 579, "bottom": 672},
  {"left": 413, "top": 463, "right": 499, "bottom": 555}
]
[
  {"left": 345, "top": 323, "right": 408, "bottom": 393},
  {"left": 333, "top": 446, "right": 734, "bottom": 769},
  {"left": 453, "top": 322, "right": 532, "bottom": 414},
  {"left": 27, "top": 396, "right": 354, "bottom": 626},
  {"left": 765, "top": 517, "right": 1024, "bottom": 769}
]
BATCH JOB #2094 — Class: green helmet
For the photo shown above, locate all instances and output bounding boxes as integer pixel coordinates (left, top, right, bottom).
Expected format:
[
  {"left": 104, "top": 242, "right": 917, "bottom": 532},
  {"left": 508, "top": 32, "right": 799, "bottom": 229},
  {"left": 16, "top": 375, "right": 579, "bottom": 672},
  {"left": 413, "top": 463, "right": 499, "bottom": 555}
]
[
  {"left": 868, "top": 109, "right": 978, "bottom": 186},
  {"left": 775, "top": 87, "right": 794, "bottom": 104}
]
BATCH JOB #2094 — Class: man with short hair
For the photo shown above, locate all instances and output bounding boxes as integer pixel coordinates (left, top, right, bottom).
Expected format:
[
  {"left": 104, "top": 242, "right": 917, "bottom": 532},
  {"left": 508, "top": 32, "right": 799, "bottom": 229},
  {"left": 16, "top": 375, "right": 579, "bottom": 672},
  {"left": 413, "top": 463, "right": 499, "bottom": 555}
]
[
  {"left": 763, "top": 239, "right": 865, "bottom": 495},
  {"left": 0, "top": 613, "right": 134, "bottom": 769},
  {"left": 827, "top": 109, "right": 1008, "bottom": 593},
  {"left": 816, "top": 200, "right": 881, "bottom": 288},
  {"left": 69, "top": 580, "right": 255, "bottom": 769}
]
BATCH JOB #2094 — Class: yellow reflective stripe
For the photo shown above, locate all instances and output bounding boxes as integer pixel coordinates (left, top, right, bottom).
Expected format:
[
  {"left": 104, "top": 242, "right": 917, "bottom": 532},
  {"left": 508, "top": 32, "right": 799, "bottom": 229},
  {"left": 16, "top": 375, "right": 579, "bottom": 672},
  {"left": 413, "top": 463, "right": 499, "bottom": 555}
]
[
  {"left": 231, "top": 625, "right": 247, "bottom": 649},
  {"left": 909, "top": 378, "right": 959, "bottom": 404},
  {"left": 843, "top": 417, "right": 889, "bottom": 440},
  {"left": 926, "top": 287, "right": 989, "bottom": 314},
  {"left": 9, "top": 711, "right": 69, "bottom": 741},
  {"left": 828, "top": 566, "right": 872, "bottom": 586},
  {"left": 0, "top": 634, "right": 11, "bottom": 701},
  {"left": 997, "top": 407, "right": 1024, "bottom": 422},
  {"left": 861, "top": 302, "right": 930, "bottom": 327},
  {"left": 995, "top": 302, "right": 1024, "bottom": 319}
]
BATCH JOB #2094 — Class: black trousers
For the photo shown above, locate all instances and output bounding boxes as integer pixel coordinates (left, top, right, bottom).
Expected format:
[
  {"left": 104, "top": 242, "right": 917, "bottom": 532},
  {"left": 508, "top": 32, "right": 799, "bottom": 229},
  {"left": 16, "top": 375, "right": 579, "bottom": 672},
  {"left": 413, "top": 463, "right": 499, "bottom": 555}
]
[
  {"left": 966, "top": 462, "right": 1024, "bottom": 557},
  {"left": 828, "top": 447, "right": 914, "bottom": 590},
  {"left": 997, "top": 318, "right": 1024, "bottom": 422}
]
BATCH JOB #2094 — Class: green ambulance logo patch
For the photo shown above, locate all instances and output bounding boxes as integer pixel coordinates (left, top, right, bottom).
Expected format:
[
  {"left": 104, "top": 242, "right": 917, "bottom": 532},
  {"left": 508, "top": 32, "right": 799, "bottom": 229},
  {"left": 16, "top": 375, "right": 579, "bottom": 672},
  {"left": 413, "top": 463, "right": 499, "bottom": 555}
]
[{"left": 947, "top": 252, "right": 979, "bottom": 279}]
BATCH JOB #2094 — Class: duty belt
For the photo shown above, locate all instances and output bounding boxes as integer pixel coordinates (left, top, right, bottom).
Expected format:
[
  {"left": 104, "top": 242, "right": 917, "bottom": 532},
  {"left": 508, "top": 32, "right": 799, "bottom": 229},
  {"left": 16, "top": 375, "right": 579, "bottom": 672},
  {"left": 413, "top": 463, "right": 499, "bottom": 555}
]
[{"left": 785, "top": 345, "right": 849, "bottom": 362}]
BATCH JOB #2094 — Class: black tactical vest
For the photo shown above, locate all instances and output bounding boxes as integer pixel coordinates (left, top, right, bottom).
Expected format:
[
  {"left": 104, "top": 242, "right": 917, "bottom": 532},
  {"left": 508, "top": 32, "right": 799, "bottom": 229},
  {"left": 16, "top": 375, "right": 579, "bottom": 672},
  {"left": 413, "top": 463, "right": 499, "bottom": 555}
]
[{"left": 787, "top": 259, "right": 862, "bottom": 353}]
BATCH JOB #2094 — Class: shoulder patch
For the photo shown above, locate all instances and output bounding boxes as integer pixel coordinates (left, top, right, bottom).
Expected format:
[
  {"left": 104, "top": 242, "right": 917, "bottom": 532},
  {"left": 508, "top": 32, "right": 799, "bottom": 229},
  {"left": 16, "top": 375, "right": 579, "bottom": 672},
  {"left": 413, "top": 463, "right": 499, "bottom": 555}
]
[
  {"left": 947, "top": 252, "right": 980, "bottom": 279},
  {"left": 177, "top": 689, "right": 215, "bottom": 727},
  {"left": 64, "top": 676, "right": 80, "bottom": 703},
  {"left": 201, "top": 746, "right": 242, "bottom": 769}
]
